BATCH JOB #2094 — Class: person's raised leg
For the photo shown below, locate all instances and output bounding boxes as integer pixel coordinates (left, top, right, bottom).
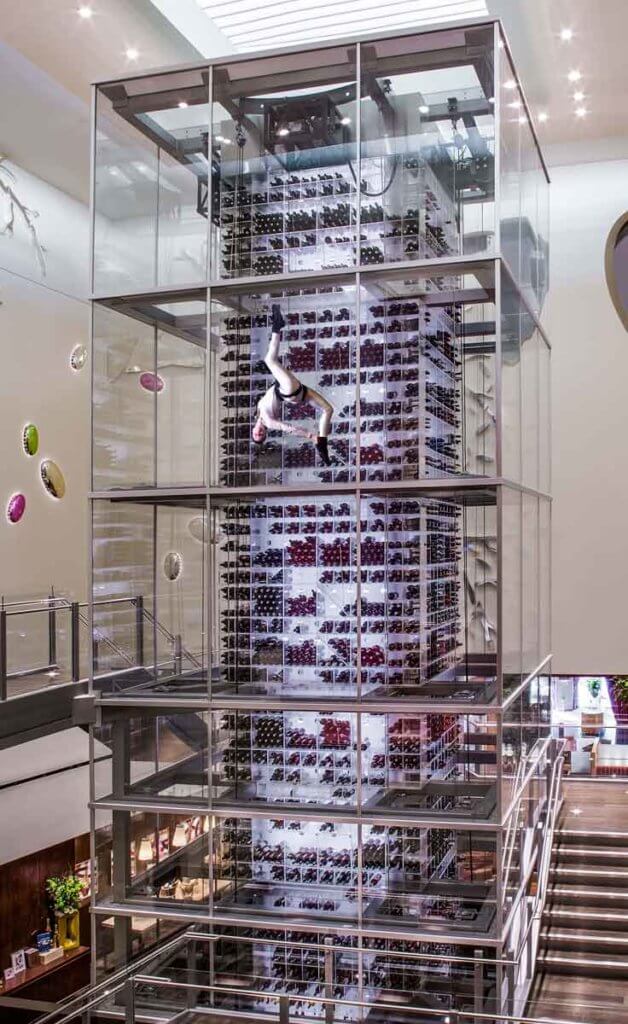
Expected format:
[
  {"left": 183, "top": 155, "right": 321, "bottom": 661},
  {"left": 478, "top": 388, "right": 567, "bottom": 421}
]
[
  {"left": 307, "top": 387, "right": 334, "bottom": 465},
  {"left": 264, "top": 304, "right": 296, "bottom": 395}
]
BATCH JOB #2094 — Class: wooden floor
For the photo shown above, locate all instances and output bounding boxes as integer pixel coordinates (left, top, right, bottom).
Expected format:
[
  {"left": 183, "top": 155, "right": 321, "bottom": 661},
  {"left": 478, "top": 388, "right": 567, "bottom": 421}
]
[
  {"left": 527, "top": 971, "right": 628, "bottom": 1024},
  {"left": 560, "top": 777, "right": 628, "bottom": 831},
  {"left": 527, "top": 778, "right": 628, "bottom": 1024}
]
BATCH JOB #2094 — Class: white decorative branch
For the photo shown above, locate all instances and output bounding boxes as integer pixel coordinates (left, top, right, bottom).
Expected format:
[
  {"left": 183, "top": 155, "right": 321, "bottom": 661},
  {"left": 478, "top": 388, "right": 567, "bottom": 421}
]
[{"left": 0, "top": 158, "right": 47, "bottom": 276}]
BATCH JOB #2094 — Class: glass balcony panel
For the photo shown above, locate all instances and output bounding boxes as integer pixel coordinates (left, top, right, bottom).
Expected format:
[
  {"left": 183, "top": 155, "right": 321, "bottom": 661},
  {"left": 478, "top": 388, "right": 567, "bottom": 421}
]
[
  {"left": 361, "top": 712, "right": 498, "bottom": 822},
  {"left": 211, "top": 46, "right": 357, "bottom": 279},
  {"left": 93, "top": 291, "right": 207, "bottom": 490},
  {"left": 360, "top": 26, "right": 496, "bottom": 266},
  {"left": 92, "top": 497, "right": 207, "bottom": 697},
  {"left": 211, "top": 494, "right": 358, "bottom": 701},
  {"left": 358, "top": 262, "right": 496, "bottom": 482},
  {"left": 498, "top": 47, "right": 521, "bottom": 284},
  {"left": 501, "top": 487, "right": 522, "bottom": 697},
  {"left": 94, "top": 71, "right": 209, "bottom": 293},
  {"left": 522, "top": 492, "right": 540, "bottom": 676}
]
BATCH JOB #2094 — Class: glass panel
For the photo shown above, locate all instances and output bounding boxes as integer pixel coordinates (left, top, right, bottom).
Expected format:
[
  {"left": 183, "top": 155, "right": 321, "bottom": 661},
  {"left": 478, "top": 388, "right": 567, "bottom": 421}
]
[
  {"left": 94, "top": 71, "right": 209, "bottom": 293},
  {"left": 539, "top": 335, "right": 551, "bottom": 494},
  {"left": 522, "top": 493, "right": 539, "bottom": 677},
  {"left": 358, "top": 263, "right": 496, "bottom": 482},
  {"left": 498, "top": 47, "right": 522, "bottom": 283},
  {"left": 94, "top": 713, "right": 209, "bottom": 806},
  {"left": 211, "top": 815, "right": 497, "bottom": 935},
  {"left": 539, "top": 497, "right": 551, "bottom": 662},
  {"left": 501, "top": 487, "right": 522, "bottom": 696},
  {"left": 212, "top": 815, "right": 360, "bottom": 923},
  {"left": 362, "top": 712, "right": 498, "bottom": 822},
  {"left": 360, "top": 26, "right": 495, "bottom": 265},
  {"left": 212, "top": 494, "right": 358, "bottom": 700},
  {"left": 521, "top": 327, "right": 539, "bottom": 491},
  {"left": 93, "top": 292, "right": 207, "bottom": 490},
  {"left": 5, "top": 605, "right": 73, "bottom": 697},
  {"left": 500, "top": 266, "right": 522, "bottom": 483},
  {"left": 92, "top": 497, "right": 207, "bottom": 695},
  {"left": 211, "top": 280, "right": 356, "bottom": 487},
  {"left": 211, "top": 46, "right": 357, "bottom": 279}
]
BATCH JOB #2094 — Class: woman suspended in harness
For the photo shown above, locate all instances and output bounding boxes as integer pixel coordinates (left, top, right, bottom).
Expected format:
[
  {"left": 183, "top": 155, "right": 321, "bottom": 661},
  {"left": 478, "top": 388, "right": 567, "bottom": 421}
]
[{"left": 251, "top": 304, "right": 333, "bottom": 466}]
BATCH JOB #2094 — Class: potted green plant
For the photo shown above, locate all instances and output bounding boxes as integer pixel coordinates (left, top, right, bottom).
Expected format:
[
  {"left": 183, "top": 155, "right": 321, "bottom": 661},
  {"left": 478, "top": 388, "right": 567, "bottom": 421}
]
[
  {"left": 46, "top": 873, "right": 83, "bottom": 951},
  {"left": 586, "top": 677, "right": 602, "bottom": 706}
]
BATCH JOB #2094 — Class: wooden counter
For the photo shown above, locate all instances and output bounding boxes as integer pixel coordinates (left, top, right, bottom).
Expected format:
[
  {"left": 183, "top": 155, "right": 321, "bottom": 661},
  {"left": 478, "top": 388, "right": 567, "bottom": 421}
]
[{"left": 3, "top": 945, "right": 90, "bottom": 999}]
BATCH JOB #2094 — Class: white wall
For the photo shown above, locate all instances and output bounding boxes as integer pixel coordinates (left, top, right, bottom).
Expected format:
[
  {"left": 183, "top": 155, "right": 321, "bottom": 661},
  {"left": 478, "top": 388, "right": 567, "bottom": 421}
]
[
  {"left": 546, "top": 156, "right": 628, "bottom": 673},
  {"left": 0, "top": 159, "right": 90, "bottom": 601}
]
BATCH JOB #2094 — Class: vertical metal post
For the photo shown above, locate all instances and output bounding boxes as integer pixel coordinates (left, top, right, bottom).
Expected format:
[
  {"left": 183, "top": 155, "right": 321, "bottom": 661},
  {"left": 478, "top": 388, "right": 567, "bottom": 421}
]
[
  {"left": 135, "top": 595, "right": 145, "bottom": 666},
  {"left": 48, "top": 591, "right": 57, "bottom": 668},
  {"left": 0, "top": 609, "right": 7, "bottom": 701},
  {"left": 124, "top": 978, "right": 135, "bottom": 1024},
  {"left": 279, "top": 994, "right": 289, "bottom": 1024},
  {"left": 92, "top": 636, "right": 99, "bottom": 675},
  {"left": 473, "top": 948, "right": 484, "bottom": 1014},
  {"left": 174, "top": 633, "right": 183, "bottom": 675},
  {"left": 112, "top": 720, "right": 132, "bottom": 967},
  {"left": 71, "top": 601, "right": 80, "bottom": 681},
  {"left": 324, "top": 937, "right": 334, "bottom": 1024}
]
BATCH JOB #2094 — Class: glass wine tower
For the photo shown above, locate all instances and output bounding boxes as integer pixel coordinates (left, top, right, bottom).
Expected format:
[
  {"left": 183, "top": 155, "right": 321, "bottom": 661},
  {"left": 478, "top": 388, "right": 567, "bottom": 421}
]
[{"left": 88, "top": 19, "right": 555, "bottom": 1024}]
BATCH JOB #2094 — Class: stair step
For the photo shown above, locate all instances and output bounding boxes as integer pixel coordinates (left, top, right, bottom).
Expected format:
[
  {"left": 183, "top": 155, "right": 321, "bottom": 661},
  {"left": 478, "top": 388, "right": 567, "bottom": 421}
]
[
  {"left": 549, "top": 865, "right": 628, "bottom": 888},
  {"left": 553, "top": 845, "right": 628, "bottom": 867},
  {"left": 537, "top": 950, "right": 628, "bottom": 978},
  {"left": 544, "top": 905, "right": 628, "bottom": 931},
  {"left": 541, "top": 927, "right": 628, "bottom": 957},
  {"left": 548, "top": 885, "right": 628, "bottom": 909},
  {"left": 556, "top": 829, "right": 628, "bottom": 848}
]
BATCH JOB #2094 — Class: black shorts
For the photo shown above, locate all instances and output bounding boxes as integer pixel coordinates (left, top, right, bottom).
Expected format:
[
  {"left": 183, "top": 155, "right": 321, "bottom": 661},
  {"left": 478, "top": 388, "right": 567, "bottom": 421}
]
[{"left": 274, "top": 381, "right": 308, "bottom": 403}]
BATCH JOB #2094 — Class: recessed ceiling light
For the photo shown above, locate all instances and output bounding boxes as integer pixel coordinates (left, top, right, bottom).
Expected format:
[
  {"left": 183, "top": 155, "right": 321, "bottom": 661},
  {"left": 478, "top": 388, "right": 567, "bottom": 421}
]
[
  {"left": 573, "top": 90, "right": 585, "bottom": 102},
  {"left": 568, "top": 69, "right": 582, "bottom": 82},
  {"left": 575, "top": 106, "right": 587, "bottom": 118},
  {"left": 277, "top": 127, "right": 290, "bottom": 137},
  {"left": 503, "top": 79, "right": 517, "bottom": 90},
  {"left": 508, "top": 100, "right": 521, "bottom": 109},
  {"left": 560, "top": 28, "right": 573, "bottom": 41},
  {"left": 518, "top": 116, "right": 526, "bottom": 124},
  {"left": 125, "top": 47, "right": 139, "bottom": 60},
  {"left": 340, "top": 116, "right": 351, "bottom": 125},
  {"left": 419, "top": 104, "right": 429, "bottom": 114},
  {"left": 488, "top": 97, "right": 495, "bottom": 105},
  {"left": 178, "top": 101, "right": 188, "bottom": 109},
  {"left": 571, "top": 807, "right": 583, "bottom": 815},
  {"left": 538, "top": 112, "right": 548, "bottom": 123},
  {"left": 77, "top": 5, "right": 93, "bottom": 18}
]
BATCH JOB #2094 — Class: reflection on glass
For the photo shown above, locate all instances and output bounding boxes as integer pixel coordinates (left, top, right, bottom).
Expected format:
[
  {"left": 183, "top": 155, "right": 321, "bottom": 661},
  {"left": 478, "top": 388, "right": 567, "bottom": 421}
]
[
  {"left": 94, "top": 71, "right": 209, "bottom": 293},
  {"left": 360, "top": 27, "right": 495, "bottom": 266},
  {"left": 212, "top": 47, "right": 357, "bottom": 278},
  {"left": 93, "top": 292, "right": 206, "bottom": 489}
]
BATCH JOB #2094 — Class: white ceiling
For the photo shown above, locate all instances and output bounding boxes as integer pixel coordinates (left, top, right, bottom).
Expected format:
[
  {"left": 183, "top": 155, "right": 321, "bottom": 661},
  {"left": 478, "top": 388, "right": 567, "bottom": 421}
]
[
  {"left": 0, "top": 0, "right": 626, "bottom": 205},
  {"left": 193, "top": 0, "right": 489, "bottom": 50}
]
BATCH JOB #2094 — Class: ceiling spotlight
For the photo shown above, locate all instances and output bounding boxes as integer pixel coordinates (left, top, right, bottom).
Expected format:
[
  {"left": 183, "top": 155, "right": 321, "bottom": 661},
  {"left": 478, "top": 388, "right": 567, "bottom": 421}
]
[
  {"left": 125, "top": 47, "right": 139, "bottom": 60},
  {"left": 567, "top": 69, "right": 582, "bottom": 82},
  {"left": 277, "top": 127, "right": 290, "bottom": 137},
  {"left": 340, "top": 116, "right": 351, "bottom": 125},
  {"left": 488, "top": 97, "right": 495, "bottom": 105},
  {"left": 571, "top": 807, "right": 583, "bottom": 815},
  {"left": 573, "top": 90, "right": 585, "bottom": 102},
  {"left": 538, "top": 111, "right": 548, "bottom": 123},
  {"left": 503, "top": 78, "right": 517, "bottom": 90},
  {"left": 518, "top": 115, "right": 526, "bottom": 124},
  {"left": 560, "top": 28, "right": 573, "bottom": 41},
  {"left": 178, "top": 101, "right": 188, "bottom": 109},
  {"left": 419, "top": 104, "right": 429, "bottom": 114},
  {"left": 508, "top": 100, "right": 521, "bottom": 109},
  {"left": 77, "top": 5, "right": 93, "bottom": 17},
  {"left": 575, "top": 106, "right": 587, "bottom": 118}
]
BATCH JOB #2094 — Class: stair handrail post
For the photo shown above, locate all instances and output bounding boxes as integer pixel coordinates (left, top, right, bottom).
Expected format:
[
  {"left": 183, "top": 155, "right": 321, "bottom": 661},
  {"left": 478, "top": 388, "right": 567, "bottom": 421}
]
[
  {"left": 0, "top": 607, "right": 7, "bottom": 700},
  {"left": 71, "top": 601, "right": 80, "bottom": 681}
]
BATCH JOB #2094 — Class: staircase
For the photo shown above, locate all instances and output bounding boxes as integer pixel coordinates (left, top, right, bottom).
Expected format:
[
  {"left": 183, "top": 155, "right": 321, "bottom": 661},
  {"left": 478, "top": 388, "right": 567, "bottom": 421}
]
[{"left": 538, "top": 827, "right": 628, "bottom": 977}]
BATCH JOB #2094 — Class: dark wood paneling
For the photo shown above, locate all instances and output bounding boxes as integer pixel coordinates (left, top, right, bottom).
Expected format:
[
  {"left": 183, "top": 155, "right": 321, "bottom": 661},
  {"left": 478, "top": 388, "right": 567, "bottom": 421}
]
[{"left": 0, "top": 835, "right": 90, "bottom": 982}]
